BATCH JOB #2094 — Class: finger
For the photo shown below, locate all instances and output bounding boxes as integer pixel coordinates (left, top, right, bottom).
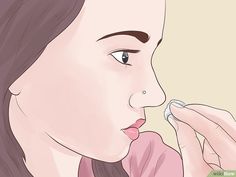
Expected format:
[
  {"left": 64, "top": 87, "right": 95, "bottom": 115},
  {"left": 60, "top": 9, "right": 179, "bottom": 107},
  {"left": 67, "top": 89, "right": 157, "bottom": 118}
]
[
  {"left": 185, "top": 104, "right": 236, "bottom": 141},
  {"left": 203, "top": 138, "right": 220, "bottom": 167},
  {"left": 208, "top": 163, "right": 223, "bottom": 170},
  {"left": 170, "top": 103, "right": 236, "bottom": 158},
  {"left": 167, "top": 115, "right": 209, "bottom": 172}
]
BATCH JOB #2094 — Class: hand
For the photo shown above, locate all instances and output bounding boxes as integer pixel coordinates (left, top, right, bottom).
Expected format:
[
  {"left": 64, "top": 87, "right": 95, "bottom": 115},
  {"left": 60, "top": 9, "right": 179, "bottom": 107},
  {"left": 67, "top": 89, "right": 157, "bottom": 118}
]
[{"left": 167, "top": 103, "right": 236, "bottom": 177}]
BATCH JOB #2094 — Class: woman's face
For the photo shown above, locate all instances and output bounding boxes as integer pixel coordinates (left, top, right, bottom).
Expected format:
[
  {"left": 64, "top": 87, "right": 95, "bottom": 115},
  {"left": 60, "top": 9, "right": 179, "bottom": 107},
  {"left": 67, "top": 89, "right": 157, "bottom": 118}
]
[{"left": 9, "top": 0, "right": 166, "bottom": 162}]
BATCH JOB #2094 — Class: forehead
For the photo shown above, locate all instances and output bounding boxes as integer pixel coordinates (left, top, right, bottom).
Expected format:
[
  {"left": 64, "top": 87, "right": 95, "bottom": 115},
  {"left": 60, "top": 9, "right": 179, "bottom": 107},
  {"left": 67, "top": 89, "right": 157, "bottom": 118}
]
[{"left": 80, "top": 0, "right": 165, "bottom": 41}]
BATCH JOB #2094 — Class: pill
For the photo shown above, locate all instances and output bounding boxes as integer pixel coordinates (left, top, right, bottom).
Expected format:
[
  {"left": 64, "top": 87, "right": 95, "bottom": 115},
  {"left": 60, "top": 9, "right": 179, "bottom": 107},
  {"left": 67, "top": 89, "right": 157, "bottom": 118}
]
[{"left": 164, "top": 99, "right": 186, "bottom": 120}]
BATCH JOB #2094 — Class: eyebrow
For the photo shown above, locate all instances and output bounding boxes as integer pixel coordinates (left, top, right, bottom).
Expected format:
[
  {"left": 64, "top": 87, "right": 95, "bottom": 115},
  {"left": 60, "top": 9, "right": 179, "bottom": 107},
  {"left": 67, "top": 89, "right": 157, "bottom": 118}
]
[{"left": 96, "top": 30, "right": 150, "bottom": 43}]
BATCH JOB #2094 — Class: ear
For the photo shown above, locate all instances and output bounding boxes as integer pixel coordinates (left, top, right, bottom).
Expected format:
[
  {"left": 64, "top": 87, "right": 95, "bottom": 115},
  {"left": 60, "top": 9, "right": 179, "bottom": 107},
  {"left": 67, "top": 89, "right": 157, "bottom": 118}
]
[{"left": 9, "top": 74, "right": 27, "bottom": 96}]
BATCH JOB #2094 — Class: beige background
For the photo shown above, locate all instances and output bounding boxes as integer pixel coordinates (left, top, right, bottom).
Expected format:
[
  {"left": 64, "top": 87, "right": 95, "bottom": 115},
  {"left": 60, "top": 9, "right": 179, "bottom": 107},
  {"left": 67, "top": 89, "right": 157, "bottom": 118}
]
[{"left": 141, "top": 0, "right": 236, "bottom": 152}]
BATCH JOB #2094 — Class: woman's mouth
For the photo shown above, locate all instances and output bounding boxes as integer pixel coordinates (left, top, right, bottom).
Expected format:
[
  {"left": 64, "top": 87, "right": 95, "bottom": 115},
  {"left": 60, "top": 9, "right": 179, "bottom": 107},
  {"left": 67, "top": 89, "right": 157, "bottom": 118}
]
[{"left": 121, "top": 119, "right": 146, "bottom": 140}]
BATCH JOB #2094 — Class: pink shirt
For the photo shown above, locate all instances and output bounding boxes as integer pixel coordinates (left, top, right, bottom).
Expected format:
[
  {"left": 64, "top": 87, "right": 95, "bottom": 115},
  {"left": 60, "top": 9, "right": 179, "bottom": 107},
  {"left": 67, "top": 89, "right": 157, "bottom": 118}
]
[{"left": 78, "top": 131, "right": 183, "bottom": 177}]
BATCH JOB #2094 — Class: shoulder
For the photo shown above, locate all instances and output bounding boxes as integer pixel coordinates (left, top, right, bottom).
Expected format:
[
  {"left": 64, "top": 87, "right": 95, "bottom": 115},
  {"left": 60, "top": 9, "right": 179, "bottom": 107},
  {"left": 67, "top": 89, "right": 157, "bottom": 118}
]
[{"left": 122, "top": 131, "right": 183, "bottom": 177}]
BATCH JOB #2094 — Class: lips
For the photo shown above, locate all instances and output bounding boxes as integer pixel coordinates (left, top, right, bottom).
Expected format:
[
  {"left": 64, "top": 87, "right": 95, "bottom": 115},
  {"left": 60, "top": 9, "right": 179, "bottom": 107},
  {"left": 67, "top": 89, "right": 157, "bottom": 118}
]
[
  {"left": 122, "top": 119, "right": 146, "bottom": 140},
  {"left": 131, "top": 118, "right": 146, "bottom": 129}
]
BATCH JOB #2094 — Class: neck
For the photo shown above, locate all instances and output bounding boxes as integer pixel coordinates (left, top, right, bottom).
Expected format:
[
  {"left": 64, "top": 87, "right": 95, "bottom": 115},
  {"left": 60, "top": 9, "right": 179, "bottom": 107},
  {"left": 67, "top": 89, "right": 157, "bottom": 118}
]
[{"left": 9, "top": 95, "right": 82, "bottom": 177}]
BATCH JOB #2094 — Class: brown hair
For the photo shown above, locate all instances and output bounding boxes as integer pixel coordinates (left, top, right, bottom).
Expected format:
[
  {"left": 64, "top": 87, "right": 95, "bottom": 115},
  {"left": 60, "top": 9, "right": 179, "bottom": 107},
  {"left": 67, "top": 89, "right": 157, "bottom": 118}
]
[{"left": 0, "top": 0, "right": 129, "bottom": 176}]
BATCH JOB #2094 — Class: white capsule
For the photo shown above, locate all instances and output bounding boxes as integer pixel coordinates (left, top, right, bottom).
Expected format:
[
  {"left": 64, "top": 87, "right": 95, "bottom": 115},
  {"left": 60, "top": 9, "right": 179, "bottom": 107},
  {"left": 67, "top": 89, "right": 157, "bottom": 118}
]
[{"left": 164, "top": 99, "right": 186, "bottom": 120}]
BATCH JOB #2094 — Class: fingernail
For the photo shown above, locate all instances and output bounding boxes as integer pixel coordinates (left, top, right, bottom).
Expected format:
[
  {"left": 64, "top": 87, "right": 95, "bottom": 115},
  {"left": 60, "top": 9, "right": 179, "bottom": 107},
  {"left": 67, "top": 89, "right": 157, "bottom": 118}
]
[{"left": 167, "top": 115, "right": 179, "bottom": 131}]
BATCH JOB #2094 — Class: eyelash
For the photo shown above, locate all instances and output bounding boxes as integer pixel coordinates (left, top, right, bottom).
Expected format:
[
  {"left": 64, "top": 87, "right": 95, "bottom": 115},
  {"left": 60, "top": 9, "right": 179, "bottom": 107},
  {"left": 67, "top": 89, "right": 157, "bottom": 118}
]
[{"left": 109, "top": 49, "right": 140, "bottom": 66}]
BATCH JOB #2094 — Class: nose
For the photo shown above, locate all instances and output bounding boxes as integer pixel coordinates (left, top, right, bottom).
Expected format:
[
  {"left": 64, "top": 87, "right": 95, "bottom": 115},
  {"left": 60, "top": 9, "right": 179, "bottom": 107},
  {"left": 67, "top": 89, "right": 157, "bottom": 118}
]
[{"left": 129, "top": 66, "right": 166, "bottom": 109}]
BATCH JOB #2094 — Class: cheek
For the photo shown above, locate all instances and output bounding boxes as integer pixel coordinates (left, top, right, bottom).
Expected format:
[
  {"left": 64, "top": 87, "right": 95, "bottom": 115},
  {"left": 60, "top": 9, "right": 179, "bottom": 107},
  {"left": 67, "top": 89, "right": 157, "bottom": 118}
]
[
  {"left": 19, "top": 65, "right": 109, "bottom": 131},
  {"left": 17, "top": 62, "right": 129, "bottom": 159}
]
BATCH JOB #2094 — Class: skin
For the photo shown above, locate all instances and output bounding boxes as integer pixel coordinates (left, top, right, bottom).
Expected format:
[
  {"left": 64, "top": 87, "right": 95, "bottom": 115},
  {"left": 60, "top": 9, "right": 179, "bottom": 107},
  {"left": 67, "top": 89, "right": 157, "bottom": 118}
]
[
  {"left": 168, "top": 103, "right": 236, "bottom": 177},
  {"left": 9, "top": 0, "right": 235, "bottom": 176},
  {"left": 9, "top": 0, "right": 166, "bottom": 176}
]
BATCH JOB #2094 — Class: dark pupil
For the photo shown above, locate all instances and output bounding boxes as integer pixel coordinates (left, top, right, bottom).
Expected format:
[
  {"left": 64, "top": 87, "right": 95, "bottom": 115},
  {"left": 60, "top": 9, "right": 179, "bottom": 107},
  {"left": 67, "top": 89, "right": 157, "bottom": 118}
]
[{"left": 122, "top": 52, "right": 129, "bottom": 64}]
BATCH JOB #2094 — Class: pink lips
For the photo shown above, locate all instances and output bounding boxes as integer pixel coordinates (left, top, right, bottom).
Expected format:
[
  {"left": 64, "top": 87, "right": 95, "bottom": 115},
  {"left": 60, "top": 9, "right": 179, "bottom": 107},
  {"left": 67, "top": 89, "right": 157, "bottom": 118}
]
[{"left": 122, "top": 119, "right": 146, "bottom": 140}]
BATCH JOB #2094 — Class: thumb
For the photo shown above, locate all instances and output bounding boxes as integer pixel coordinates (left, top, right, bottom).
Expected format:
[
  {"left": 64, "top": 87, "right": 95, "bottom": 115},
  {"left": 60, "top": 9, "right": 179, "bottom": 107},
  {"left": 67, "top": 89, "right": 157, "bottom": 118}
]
[{"left": 167, "top": 114, "right": 211, "bottom": 175}]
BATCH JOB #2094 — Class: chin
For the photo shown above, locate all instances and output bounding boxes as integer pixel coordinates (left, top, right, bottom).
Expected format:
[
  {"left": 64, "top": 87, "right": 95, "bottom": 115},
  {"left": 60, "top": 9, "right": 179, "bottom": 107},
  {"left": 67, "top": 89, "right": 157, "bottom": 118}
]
[{"left": 100, "top": 144, "right": 130, "bottom": 163}]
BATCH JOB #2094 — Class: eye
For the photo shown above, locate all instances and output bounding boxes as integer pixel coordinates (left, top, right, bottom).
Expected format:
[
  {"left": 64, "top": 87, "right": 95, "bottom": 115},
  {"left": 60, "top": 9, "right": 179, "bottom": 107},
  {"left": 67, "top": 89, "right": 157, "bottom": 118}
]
[{"left": 111, "top": 51, "right": 131, "bottom": 66}]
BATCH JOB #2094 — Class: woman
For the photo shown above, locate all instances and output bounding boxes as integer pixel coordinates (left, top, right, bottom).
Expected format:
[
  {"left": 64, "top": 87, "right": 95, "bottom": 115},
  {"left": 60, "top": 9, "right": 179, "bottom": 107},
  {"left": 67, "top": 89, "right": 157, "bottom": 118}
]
[{"left": 0, "top": 0, "right": 235, "bottom": 177}]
